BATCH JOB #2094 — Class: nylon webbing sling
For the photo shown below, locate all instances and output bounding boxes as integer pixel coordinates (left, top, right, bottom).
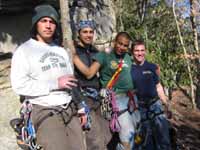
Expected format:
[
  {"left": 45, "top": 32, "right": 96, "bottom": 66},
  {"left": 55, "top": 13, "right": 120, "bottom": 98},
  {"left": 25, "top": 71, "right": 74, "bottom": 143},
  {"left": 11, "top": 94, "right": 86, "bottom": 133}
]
[
  {"left": 106, "top": 58, "right": 123, "bottom": 132},
  {"left": 106, "top": 59, "right": 123, "bottom": 89}
]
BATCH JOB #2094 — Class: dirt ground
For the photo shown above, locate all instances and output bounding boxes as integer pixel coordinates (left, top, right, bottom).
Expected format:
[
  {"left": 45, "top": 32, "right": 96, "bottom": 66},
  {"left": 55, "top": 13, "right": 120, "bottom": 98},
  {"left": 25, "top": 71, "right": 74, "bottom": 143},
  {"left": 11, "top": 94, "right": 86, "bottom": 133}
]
[{"left": 169, "top": 90, "right": 200, "bottom": 150}]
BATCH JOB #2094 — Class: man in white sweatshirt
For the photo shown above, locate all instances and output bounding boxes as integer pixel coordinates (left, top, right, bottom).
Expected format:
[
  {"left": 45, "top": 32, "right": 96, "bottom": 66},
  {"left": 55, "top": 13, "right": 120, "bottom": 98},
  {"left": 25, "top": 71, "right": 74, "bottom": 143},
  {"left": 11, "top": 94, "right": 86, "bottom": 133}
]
[{"left": 11, "top": 4, "right": 86, "bottom": 150}]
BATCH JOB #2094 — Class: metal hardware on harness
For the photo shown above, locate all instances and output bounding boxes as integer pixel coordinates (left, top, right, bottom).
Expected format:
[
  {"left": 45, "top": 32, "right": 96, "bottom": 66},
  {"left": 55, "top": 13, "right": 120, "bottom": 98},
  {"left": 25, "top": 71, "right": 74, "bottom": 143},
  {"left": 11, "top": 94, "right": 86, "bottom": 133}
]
[
  {"left": 81, "top": 87, "right": 99, "bottom": 101},
  {"left": 21, "top": 101, "right": 42, "bottom": 150},
  {"left": 127, "top": 90, "right": 139, "bottom": 113},
  {"left": 100, "top": 88, "right": 112, "bottom": 120},
  {"left": 101, "top": 59, "right": 123, "bottom": 131},
  {"left": 138, "top": 97, "right": 158, "bottom": 108},
  {"left": 78, "top": 101, "right": 92, "bottom": 130},
  {"left": 109, "top": 90, "right": 121, "bottom": 132},
  {"left": 10, "top": 100, "right": 42, "bottom": 150}
]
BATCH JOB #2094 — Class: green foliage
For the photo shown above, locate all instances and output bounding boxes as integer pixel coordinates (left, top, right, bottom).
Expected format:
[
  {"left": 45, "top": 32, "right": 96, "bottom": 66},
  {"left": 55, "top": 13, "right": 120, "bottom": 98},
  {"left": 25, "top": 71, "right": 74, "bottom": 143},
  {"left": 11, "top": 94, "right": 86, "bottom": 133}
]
[{"left": 115, "top": 0, "right": 193, "bottom": 89}]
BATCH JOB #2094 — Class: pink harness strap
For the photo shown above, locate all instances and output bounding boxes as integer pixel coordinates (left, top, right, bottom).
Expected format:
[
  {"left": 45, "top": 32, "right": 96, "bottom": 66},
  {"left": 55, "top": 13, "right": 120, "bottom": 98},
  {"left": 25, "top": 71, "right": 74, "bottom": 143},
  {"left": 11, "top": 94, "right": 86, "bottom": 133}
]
[
  {"left": 106, "top": 59, "right": 124, "bottom": 132},
  {"left": 109, "top": 90, "right": 121, "bottom": 132}
]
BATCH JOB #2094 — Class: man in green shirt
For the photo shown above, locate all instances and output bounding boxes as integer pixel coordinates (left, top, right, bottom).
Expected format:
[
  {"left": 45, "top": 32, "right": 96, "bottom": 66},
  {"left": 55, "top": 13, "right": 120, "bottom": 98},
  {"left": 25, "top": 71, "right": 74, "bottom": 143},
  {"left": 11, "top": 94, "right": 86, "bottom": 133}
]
[
  {"left": 74, "top": 32, "right": 140, "bottom": 150},
  {"left": 93, "top": 46, "right": 133, "bottom": 93}
]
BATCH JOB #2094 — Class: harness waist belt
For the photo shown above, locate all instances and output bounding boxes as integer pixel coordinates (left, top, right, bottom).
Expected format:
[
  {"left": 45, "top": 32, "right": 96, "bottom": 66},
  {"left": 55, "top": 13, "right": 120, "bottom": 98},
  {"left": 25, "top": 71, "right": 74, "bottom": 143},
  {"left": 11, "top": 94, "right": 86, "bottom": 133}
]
[
  {"left": 138, "top": 96, "right": 159, "bottom": 107},
  {"left": 115, "top": 92, "right": 127, "bottom": 96}
]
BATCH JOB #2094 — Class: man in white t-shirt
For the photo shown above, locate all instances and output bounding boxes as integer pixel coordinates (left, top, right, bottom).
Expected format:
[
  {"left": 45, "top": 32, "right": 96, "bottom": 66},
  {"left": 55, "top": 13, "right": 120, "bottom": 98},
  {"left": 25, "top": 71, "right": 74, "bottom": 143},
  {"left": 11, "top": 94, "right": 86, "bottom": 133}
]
[{"left": 11, "top": 4, "right": 86, "bottom": 150}]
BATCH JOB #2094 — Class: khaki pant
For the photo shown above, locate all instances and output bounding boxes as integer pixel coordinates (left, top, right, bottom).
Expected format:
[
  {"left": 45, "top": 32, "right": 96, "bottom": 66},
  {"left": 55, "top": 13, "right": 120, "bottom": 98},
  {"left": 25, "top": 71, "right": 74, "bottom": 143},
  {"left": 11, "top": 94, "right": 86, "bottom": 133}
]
[
  {"left": 31, "top": 104, "right": 86, "bottom": 150},
  {"left": 85, "top": 108, "right": 112, "bottom": 150}
]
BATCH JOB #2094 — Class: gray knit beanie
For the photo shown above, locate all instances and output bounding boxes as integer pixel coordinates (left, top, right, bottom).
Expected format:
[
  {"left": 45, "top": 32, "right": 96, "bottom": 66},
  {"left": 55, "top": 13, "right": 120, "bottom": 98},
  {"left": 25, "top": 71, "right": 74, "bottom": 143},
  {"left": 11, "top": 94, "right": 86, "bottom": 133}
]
[{"left": 32, "top": 5, "right": 59, "bottom": 28}]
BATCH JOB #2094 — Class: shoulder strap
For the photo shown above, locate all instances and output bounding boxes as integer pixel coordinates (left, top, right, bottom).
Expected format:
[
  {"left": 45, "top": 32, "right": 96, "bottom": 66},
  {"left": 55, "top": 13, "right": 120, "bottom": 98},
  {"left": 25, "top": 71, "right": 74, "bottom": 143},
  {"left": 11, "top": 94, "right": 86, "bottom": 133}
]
[{"left": 106, "top": 58, "right": 123, "bottom": 89}]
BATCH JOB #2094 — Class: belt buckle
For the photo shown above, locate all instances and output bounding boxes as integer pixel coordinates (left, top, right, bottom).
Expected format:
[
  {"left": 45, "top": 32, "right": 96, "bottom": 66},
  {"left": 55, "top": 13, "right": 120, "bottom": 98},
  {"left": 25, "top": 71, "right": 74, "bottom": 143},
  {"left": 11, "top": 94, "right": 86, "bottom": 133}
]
[{"left": 61, "top": 103, "right": 69, "bottom": 109}]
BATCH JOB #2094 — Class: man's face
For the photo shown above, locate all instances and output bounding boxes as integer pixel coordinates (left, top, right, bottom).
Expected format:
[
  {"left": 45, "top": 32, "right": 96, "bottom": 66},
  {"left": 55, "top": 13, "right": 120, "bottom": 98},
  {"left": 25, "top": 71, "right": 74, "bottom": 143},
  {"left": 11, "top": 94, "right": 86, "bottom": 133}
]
[
  {"left": 133, "top": 44, "right": 146, "bottom": 64},
  {"left": 36, "top": 17, "right": 56, "bottom": 43},
  {"left": 79, "top": 27, "right": 94, "bottom": 45},
  {"left": 114, "top": 36, "right": 130, "bottom": 55}
]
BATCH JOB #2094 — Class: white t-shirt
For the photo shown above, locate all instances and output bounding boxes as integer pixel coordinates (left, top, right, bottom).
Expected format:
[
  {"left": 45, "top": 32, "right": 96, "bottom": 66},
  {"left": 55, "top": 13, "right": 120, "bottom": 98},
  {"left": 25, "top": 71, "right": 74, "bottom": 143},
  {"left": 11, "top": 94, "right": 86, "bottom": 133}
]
[{"left": 11, "top": 38, "right": 73, "bottom": 106}]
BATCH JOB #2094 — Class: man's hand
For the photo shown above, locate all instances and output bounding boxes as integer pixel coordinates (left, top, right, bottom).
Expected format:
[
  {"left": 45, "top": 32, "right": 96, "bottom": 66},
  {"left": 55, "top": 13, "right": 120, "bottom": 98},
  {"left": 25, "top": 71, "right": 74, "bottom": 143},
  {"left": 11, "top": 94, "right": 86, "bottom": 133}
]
[
  {"left": 163, "top": 103, "right": 172, "bottom": 119},
  {"left": 58, "top": 74, "right": 77, "bottom": 89}
]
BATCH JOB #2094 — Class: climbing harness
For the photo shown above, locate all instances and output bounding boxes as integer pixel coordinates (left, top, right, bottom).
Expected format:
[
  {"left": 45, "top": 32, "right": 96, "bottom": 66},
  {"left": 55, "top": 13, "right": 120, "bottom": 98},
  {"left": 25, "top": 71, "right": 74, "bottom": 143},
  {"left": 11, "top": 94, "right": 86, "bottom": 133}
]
[
  {"left": 100, "top": 58, "right": 140, "bottom": 133},
  {"left": 10, "top": 100, "right": 78, "bottom": 150},
  {"left": 80, "top": 87, "right": 100, "bottom": 101},
  {"left": 127, "top": 90, "right": 139, "bottom": 113},
  {"left": 35, "top": 102, "right": 77, "bottom": 129},
  {"left": 135, "top": 99, "right": 169, "bottom": 149},
  {"left": 109, "top": 90, "right": 121, "bottom": 132},
  {"left": 100, "top": 58, "right": 123, "bottom": 122},
  {"left": 100, "top": 88, "right": 113, "bottom": 120},
  {"left": 10, "top": 100, "right": 42, "bottom": 150},
  {"left": 100, "top": 58, "right": 124, "bottom": 132}
]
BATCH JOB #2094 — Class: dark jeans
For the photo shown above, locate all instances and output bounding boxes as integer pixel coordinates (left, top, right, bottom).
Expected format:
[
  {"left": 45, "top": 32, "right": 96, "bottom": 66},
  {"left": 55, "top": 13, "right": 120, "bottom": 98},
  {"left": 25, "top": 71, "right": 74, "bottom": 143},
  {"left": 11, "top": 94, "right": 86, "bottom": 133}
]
[
  {"left": 139, "top": 100, "right": 171, "bottom": 150},
  {"left": 31, "top": 104, "right": 86, "bottom": 150}
]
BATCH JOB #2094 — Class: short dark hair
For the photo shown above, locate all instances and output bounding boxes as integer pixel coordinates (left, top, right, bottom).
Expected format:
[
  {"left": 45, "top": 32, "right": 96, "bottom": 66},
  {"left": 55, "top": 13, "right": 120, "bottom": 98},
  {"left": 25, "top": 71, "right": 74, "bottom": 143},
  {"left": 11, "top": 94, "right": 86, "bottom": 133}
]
[
  {"left": 115, "top": 32, "right": 132, "bottom": 41},
  {"left": 131, "top": 39, "right": 145, "bottom": 50}
]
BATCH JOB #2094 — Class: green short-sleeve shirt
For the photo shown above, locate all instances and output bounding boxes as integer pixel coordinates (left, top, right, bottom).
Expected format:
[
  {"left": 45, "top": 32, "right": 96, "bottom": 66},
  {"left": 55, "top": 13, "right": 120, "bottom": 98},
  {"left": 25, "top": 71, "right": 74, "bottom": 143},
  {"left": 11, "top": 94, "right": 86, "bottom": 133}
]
[{"left": 93, "top": 51, "right": 134, "bottom": 93}]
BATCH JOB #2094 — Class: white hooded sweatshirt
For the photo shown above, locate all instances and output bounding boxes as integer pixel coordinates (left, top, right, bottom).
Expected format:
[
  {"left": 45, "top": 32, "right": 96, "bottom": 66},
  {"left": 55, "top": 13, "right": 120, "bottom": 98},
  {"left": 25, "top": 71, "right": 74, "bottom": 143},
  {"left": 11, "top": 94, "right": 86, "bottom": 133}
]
[{"left": 11, "top": 38, "right": 73, "bottom": 106}]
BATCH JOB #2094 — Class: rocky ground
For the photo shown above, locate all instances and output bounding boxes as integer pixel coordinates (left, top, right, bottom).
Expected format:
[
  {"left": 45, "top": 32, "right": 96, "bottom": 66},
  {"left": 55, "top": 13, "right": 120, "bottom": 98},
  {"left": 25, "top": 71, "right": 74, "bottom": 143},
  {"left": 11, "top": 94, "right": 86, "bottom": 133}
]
[
  {"left": 0, "top": 53, "right": 200, "bottom": 150},
  {"left": 169, "top": 90, "right": 200, "bottom": 150}
]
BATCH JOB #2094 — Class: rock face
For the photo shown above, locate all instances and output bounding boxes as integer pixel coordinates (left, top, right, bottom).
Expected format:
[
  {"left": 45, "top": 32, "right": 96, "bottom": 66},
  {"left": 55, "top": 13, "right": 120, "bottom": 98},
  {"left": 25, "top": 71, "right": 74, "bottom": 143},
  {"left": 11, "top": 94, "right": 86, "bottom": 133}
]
[
  {"left": 0, "top": 13, "right": 32, "bottom": 53},
  {"left": 0, "top": 0, "right": 35, "bottom": 13},
  {"left": 69, "top": 0, "right": 116, "bottom": 50},
  {"left": 0, "top": 0, "right": 116, "bottom": 53},
  {"left": 0, "top": 55, "right": 21, "bottom": 150}
]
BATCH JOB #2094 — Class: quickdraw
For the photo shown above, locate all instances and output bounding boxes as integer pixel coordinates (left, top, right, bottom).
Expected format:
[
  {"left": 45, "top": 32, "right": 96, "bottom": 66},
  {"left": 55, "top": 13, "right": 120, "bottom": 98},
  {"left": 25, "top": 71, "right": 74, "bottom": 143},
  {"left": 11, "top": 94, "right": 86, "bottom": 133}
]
[
  {"left": 100, "top": 88, "right": 112, "bottom": 120},
  {"left": 109, "top": 90, "right": 121, "bottom": 132},
  {"left": 78, "top": 101, "right": 92, "bottom": 130},
  {"left": 100, "top": 58, "right": 131, "bottom": 133},
  {"left": 100, "top": 59, "right": 124, "bottom": 132},
  {"left": 10, "top": 100, "right": 42, "bottom": 150}
]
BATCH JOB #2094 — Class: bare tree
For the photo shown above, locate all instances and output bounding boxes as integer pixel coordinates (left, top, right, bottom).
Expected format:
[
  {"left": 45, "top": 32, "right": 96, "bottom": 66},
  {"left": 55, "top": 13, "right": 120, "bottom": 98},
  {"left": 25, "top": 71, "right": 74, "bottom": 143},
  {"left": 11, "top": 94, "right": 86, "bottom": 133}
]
[
  {"left": 59, "top": 0, "right": 76, "bottom": 68},
  {"left": 59, "top": 0, "right": 87, "bottom": 148},
  {"left": 190, "top": 0, "right": 200, "bottom": 109},
  {"left": 190, "top": 0, "right": 199, "bottom": 53},
  {"left": 135, "top": 0, "right": 148, "bottom": 24},
  {"left": 173, "top": 0, "right": 196, "bottom": 109}
]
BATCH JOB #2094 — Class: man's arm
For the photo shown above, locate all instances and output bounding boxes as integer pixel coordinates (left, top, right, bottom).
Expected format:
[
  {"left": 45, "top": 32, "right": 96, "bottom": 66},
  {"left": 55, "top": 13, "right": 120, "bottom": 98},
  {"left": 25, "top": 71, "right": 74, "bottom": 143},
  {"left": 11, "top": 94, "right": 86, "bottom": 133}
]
[
  {"left": 73, "top": 54, "right": 100, "bottom": 79},
  {"left": 156, "top": 82, "right": 168, "bottom": 106},
  {"left": 156, "top": 82, "right": 172, "bottom": 119},
  {"left": 155, "top": 64, "right": 168, "bottom": 105}
]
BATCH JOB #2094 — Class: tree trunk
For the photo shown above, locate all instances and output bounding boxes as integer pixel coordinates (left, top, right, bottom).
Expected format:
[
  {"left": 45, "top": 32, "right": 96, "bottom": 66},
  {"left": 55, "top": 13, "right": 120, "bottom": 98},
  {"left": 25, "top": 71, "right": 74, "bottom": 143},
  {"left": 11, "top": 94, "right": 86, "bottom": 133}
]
[
  {"left": 59, "top": 0, "right": 75, "bottom": 68},
  {"left": 135, "top": 0, "right": 148, "bottom": 24},
  {"left": 59, "top": 0, "right": 87, "bottom": 149},
  {"left": 190, "top": 0, "right": 200, "bottom": 109},
  {"left": 190, "top": 0, "right": 199, "bottom": 53},
  {"left": 173, "top": 0, "right": 196, "bottom": 109}
]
